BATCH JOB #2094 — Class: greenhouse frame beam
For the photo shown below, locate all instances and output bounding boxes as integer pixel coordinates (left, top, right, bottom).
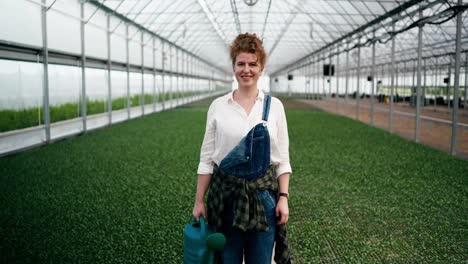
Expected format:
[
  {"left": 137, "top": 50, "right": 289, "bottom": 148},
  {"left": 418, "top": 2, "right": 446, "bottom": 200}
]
[
  {"left": 0, "top": 41, "right": 228, "bottom": 83},
  {"left": 271, "top": 0, "right": 426, "bottom": 76},
  {"left": 285, "top": 44, "right": 468, "bottom": 79},
  {"left": 87, "top": 0, "right": 226, "bottom": 75},
  {"left": 196, "top": 0, "right": 228, "bottom": 47}
]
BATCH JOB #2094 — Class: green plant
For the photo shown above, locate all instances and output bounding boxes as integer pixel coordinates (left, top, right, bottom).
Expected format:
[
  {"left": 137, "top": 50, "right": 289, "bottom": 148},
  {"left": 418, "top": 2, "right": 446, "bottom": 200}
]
[{"left": 1, "top": 100, "right": 467, "bottom": 263}]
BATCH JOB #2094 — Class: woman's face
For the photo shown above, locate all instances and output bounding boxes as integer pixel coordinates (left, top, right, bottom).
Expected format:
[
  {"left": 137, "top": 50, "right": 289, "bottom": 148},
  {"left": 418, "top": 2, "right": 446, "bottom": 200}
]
[{"left": 233, "top": 52, "right": 263, "bottom": 89}]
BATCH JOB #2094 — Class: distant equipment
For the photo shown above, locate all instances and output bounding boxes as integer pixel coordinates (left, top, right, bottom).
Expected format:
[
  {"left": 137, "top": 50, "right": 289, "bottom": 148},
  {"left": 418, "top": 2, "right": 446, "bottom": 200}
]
[
  {"left": 443, "top": 77, "right": 449, "bottom": 84},
  {"left": 323, "top": 64, "right": 335, "bottom": 76},
  {"left": 288, "top": 74, "right": 293, "bottom": 81},
  {"left": 367, "top": 76, "right": 373, "bottom": 82}
]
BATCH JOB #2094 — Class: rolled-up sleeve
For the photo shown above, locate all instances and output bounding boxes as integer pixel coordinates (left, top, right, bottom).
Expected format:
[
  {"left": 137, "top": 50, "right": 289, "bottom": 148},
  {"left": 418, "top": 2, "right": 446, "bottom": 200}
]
[
  {"left": 276, "top": 102, "right": 292, "bottom": 178},
  {"left": 197, "top": 101, "right": 216, "bottom": 175}
]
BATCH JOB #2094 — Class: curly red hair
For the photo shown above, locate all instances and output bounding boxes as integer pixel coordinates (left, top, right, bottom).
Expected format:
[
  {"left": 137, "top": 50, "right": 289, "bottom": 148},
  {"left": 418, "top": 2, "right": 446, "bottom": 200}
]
[{"left": 230, "top": 33, "right": 266, "bottom": 70}]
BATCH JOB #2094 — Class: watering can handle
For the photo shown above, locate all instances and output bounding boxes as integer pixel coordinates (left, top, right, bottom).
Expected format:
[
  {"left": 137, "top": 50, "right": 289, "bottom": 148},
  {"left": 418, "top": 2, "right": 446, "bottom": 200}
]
[{"left": 199, "top": 216, "right": 206, "bottom": 235}]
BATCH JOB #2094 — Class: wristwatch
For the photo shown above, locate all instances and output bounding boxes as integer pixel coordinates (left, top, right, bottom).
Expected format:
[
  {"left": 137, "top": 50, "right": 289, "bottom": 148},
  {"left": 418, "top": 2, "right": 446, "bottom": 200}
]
[{"left": 279, "top": 192, "right": 289, "bottom": 199}]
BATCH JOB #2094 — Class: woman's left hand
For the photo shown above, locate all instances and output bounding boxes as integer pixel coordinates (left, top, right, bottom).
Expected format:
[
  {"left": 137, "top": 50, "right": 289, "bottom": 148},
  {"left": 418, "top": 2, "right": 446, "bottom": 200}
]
[{"left": 275, "top": 196, "right": 289, "bottom": 225}]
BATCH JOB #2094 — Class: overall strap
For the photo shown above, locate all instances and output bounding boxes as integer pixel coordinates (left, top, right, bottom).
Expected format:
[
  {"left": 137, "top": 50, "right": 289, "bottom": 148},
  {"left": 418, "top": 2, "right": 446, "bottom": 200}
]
[{"left": 262, "top": 95, "right": 271, "bottom": 121}]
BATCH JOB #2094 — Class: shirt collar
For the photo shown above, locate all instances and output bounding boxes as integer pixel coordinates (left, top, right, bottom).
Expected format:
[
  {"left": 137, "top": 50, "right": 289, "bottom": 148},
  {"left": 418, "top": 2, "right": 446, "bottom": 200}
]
[{"left": 227, "top": 89, "right": 265, "bottom": 103}]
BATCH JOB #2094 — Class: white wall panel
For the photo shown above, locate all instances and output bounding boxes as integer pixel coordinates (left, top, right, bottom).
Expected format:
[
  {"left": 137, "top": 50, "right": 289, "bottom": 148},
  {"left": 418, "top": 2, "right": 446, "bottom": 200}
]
[
  {"left": 85, "top": 4, "right": 107, "bottom": 59},
  {"left": 0, "top": 0, "right": 42, "bottom": 47},
  {"left": 47, "top": 1, "right": 80, "bottom": 54}
]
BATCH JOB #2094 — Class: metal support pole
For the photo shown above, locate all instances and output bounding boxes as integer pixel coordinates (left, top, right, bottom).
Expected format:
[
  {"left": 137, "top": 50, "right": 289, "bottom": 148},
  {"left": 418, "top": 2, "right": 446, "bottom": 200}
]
[
  {"left": 335, "top": 45, "right": 341, "bottom": 113},
  {"left": 107, "top": 14, "right": 112, "bottom": 125},
  {"left": 126, "top": 23, "right": 130, "bottom": 119},
  {"left": 433, "top": 58, "right": 437, "bottom": 107},
  {"left": 356, "top": 38, "right": 361, "bottom": 120},
  {"left": 322, "top": 53, "right": 325, "bottom": 100},
  {"left": 371, "top": 32, "right": 376, "bottom": 126},
  {"left": 189, "top": 55, "right": 192, "bottom": 102},
  {"left": 415, "top": 7, "right": 423, "bottom": 143},
  {"left": 412, "top": 60, "right": 416, "bottom": 102},
  {"left": 336, "top": 45, "right": 339, "bottom": 113},
  {"left": 152, "top": 37, "right": 156, "bottom": 112},
  {"left": 169, "top": 46, "right": 173, "bottom": 108},
  {"left": 185, "top": 53, "right": 187, "bottom": 103},
  {"left": 435, "top": 57, "right": 439, "bottom": 106},
  {"left": 464, "top": 52, "right": 468, "bottom": 109},
  {"left": 390, "top": 22, "right": 396, "bottom": 132},
  {"left": 176, "top": 48, "right": 179, "bottom": 106},
  {"left": 328, "top": 49, "right": 332, "bottom": 103},
  {"left": 161, "top": 41, "right": 165, "bottom": 110},
  {"left": 304, "top": 67, "right": 308, "bottom": 99},
  {"left": 141, "top": 31, "right": 145, "bottom": 115},
  {"left": 305, "top": 63, "right": 308, "bottom": 99},
  {"left": 345, "top": 43, "right": 350, "bottom": 112},
  {"left": 308, "top": 65, "right": 310, "bottom": 99},
  {"left": 465, "top": 52, "right": 468, "bottom": 109},
  {"left": 447, "top": 57, "right": 452, "bottom": 110},
  {"left": 190, "top": 56, "right": 193, "bottom": 103},
  {"left": 80, "top": 2, "right": 87, "bottom": 132},
  {"left": 315, "top": 58, "right": 318, "bottom": 100},
  {"left": 396, "top": 61, "right": 406, "bottom": 103},
  {"left": 41, "top": 0, "right": 51, "bottom": 142},
  {"left": 314, "top": 55, "right": 320, "bottom": 100},
  {"left": 423, "top": 58, "right": 427, "bottom": 107},
  {"left": 451, "top": 0, "right": 463, "bottom": 155},
  {"left": 395, "top": 63, "right": 399, "bottom": 103},
  {"left": 184, "top": 53, "right": 187, "bottom": 104}
]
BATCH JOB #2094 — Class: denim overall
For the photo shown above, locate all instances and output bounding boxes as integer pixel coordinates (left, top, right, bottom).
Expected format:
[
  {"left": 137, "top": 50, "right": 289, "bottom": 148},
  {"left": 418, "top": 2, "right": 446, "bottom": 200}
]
[{"left": 218, "top": 95, "right": 277, "bottom": 264}]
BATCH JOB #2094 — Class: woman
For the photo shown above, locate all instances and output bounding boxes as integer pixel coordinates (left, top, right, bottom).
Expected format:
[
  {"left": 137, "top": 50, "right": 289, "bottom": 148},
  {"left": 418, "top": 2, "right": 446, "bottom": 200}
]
[{"left": 192, "top": 33, "right": 292, "bottom": 264}]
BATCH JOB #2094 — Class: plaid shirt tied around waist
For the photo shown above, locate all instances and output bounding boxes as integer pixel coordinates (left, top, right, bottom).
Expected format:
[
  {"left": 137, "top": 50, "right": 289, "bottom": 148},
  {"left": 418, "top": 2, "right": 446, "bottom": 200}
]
[{"left": 207, "top": 164, "right": 292, "bottom": 264}]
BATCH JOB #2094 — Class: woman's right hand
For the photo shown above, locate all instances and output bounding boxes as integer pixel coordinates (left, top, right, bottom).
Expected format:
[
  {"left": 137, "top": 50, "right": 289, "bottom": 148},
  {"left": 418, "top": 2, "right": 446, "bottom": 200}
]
[{"left": 192, "top": 201, "right": 207, "bottom": 222}]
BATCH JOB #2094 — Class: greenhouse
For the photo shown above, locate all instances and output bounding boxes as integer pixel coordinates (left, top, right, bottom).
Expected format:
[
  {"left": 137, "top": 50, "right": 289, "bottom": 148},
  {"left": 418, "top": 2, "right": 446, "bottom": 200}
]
[{"left": 0, "top": 0, "right": 467, "bottom": 263}]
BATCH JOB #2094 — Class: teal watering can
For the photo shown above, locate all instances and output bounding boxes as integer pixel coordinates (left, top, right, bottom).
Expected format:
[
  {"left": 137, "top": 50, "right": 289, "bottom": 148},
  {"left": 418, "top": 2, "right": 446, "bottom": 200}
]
[{"left": 183, "top": 216, "right": 226, "bottom": 264}]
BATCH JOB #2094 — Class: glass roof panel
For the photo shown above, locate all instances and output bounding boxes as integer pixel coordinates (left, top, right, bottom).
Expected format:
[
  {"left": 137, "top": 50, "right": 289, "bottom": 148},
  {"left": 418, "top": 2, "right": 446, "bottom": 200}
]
[{"left": 96, "top": 0, "right": 467, "bottom": 74}]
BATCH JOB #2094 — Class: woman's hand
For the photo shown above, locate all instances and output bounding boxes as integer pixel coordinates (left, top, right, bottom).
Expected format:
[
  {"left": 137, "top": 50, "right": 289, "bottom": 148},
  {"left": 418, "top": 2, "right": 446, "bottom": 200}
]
[
  {"left": 192, "top": 201, "right": 207, "bottom": 222},
  {"left": 275, "top": 196, "right": 289, "bottom": 225}
]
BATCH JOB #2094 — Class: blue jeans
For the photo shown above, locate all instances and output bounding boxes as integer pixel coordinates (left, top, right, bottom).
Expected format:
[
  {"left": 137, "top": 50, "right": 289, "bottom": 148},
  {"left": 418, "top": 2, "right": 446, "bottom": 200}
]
[{"left": 222, "top": 190, "right": 276, "bottom": 264}]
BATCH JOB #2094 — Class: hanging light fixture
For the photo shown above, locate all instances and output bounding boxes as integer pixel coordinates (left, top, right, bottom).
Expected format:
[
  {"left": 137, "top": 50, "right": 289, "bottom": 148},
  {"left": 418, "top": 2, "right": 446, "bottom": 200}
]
[{"left": 243, "top": 0, "right": 259, "bottom": 6}]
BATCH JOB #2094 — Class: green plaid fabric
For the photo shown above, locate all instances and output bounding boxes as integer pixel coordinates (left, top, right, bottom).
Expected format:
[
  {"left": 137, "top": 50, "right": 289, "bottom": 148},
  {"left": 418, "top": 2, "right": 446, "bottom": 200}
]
[{"left": 207, "top": 164, "right": 292, "bottom": 264}]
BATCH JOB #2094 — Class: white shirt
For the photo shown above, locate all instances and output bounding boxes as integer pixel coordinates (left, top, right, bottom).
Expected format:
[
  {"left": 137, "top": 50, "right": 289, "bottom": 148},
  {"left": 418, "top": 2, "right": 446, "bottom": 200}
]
[{"left": 197, "top": 89, "right": 292, "bottom": 178}]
